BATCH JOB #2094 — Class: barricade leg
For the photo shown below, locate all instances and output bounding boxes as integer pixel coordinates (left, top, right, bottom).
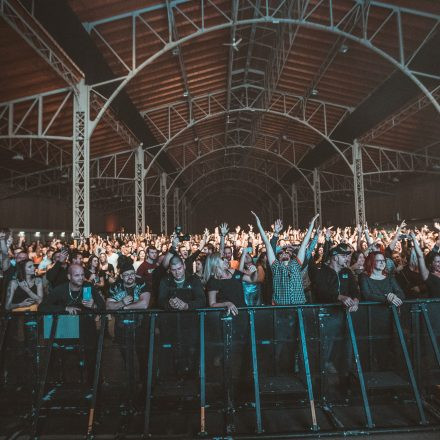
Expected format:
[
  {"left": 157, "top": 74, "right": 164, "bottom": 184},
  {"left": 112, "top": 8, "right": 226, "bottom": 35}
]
[
  {"left": 143, "top": 313, "right": 157, "bottom": 438},
  {"left": 248, "top": 309, "right": 263, "bottom": 433},
  {"left": 346, "top": 311, "right": 374, "bottom": 428},
  {"left": 391, "top": 305, "right": 427, "bottom": 425},
  {"left": 86, "top": 315, "right": 106, "bottom": 439},
  {"left": 221, "top": 314, "right": 234, "bottom": 435},
  {"left": 297, "top": 308, "right": 318, "bottom": 431},
  {"left": 0, "top": 315, "right": 10, "bottom": 389},
  {"left": 31, "top": 315, "right": 58, "bottom": 438},
  {"left": 411, "top": 304, "right": 422, "bottom": 388},
  {"left": 199, "top": 311, "right": 207, "bottom": 436},
  {"left": 420, "top": 304, "right": 440, "bottom": 368}
]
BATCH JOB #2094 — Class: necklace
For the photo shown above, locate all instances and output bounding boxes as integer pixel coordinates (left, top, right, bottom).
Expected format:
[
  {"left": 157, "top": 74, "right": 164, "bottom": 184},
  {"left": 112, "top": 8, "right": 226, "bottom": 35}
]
[{"left": 69, "top": 287, "right": 81, "bottom": 302}]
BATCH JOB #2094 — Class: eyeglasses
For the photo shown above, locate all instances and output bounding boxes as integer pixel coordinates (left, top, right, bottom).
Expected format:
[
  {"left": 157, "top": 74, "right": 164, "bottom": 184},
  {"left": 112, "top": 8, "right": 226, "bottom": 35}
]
[{"left": 122, "top": 272, "right": 136, "bottom": 278}]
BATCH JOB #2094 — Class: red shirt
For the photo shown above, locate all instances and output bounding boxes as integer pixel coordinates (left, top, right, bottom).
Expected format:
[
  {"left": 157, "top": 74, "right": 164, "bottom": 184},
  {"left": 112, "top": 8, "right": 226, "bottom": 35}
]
[{"left": 136, "top": 260, "right": 159, "bottom": 291}]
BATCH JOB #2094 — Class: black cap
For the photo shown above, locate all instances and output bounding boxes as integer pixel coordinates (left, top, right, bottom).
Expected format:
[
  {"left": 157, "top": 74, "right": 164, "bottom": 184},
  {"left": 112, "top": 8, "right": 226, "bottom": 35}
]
[{"left": 329, "top": 243, "right": 352, "bottom": 257}]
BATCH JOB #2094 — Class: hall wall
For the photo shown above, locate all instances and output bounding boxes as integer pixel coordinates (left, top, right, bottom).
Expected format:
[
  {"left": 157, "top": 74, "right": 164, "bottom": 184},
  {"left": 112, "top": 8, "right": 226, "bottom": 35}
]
[{"left": 1, "top": 176, "right": 439, "bottom": 232}]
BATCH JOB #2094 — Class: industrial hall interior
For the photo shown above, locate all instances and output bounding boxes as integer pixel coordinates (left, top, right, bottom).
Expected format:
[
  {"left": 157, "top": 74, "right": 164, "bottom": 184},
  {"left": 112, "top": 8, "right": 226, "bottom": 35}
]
[{"left": 1, "top": 1, "right": 440, "bottom": 439}]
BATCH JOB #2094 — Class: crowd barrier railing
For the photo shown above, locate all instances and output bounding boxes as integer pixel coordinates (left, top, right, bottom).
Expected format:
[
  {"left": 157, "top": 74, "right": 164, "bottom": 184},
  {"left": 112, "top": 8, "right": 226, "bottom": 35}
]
[{"left": 1, "top": 299, "right": 440, "bottom": 438}]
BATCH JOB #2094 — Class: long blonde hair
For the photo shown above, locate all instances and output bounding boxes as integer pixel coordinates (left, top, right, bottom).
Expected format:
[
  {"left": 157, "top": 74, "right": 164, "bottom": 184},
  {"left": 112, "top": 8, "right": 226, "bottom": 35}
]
[{"left": 203, "top": 253, "right": 225, "bottom": 284}]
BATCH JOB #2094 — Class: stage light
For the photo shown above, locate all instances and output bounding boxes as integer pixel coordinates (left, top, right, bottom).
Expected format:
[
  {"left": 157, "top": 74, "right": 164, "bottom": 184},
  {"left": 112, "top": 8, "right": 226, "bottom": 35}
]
[{"left": 339, "top": 44, "right": 349, "bottom": 54}]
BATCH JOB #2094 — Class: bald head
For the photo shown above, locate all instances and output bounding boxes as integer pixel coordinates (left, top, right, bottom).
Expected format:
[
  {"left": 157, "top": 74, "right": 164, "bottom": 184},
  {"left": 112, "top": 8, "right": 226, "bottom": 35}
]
[{"left": 68, "top": 264, "right": 85, "bottom": 289}]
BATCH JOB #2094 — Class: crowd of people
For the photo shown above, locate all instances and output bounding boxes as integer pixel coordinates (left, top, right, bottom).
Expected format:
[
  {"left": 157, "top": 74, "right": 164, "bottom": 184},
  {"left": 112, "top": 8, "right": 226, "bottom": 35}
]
[
  {"left": 2, "top": 214, "right": 439, "bottom": 313},
  {"left": 1, "top": 214, "right": 440, "bottom": 391}
]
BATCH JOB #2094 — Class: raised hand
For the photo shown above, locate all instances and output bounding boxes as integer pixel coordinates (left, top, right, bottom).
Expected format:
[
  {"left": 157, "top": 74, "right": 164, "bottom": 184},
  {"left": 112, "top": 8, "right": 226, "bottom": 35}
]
[
  {"left": 274, "top": 219, "right": 283, "bottom": 234},
  {"left": 251, "top": 211, "right": 262, "bottom": 227},
  {"left": 310, "top": 213, "right": 319, "bottom": 224},
  {"left": 219, "top": 223, "right": 229, "bottom": 236},
  {"left": 434, "top": 222, "right": 440, "bottom": 231}
]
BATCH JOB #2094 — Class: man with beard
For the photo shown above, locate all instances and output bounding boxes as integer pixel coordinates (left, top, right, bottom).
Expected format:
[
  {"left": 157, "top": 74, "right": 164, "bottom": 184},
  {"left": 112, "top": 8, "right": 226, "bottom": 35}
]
[
  {"left": 39, "top": 264, "right": 105, "bottom": 385},
  {"left": 310, "top": 243, "right": 359, "bottom": 390},
  {"left": 106, "top": 261, "right": 150, "bottom": 406},
  {"left": 252, "top": 213, "right": 320, "bottom": 305}
]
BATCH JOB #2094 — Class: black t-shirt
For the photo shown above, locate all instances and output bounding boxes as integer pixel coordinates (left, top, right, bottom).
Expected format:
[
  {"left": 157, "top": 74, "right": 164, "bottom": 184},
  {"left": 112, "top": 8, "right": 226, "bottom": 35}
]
[
  {"left": 425, "top": 273, "right": 440, "bottom": 298},
  {"left": 206, "top": 270, "right": 245, "bottom": 307}
]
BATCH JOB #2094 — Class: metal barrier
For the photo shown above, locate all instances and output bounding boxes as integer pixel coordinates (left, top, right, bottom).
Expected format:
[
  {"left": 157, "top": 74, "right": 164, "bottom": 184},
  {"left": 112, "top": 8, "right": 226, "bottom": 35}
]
[{"left": 1, "top": 300, "right": 440, "bottom": 439}]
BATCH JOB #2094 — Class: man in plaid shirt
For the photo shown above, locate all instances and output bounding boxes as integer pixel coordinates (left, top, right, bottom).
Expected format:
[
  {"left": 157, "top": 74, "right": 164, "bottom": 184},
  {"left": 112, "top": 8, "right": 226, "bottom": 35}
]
[{"left": 252, "top": 213, "right": 319, "bottom": 305}]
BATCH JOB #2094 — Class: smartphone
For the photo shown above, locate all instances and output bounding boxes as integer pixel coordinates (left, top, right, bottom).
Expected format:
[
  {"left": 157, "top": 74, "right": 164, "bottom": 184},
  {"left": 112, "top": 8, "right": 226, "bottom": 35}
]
[{"left": 82, "top": 286, "right": 92, "bottom": 302}]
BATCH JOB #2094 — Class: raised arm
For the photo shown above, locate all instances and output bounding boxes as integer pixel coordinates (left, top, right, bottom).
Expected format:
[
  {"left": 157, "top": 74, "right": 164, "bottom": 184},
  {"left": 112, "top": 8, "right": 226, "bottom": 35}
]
[
  {"left": 251, "top": 211, "right": 275, "bottom": 266},
  {"left": 356, "top": 224, "right": 363, "bottom": 252},
  {"left": 410, "top": 231, "right": 429, "bottom": 281},
  {"left": 161, "top": 235, "right": 180, "bottom": 269},
  {"left": 389, "top": 220, "right": 406, "bottom": 251},
  {"left": 297, "top": 214, "right": 319, "bottom": 264},
  {"left": 219, "top": 223, "right": 229, "bottom": 257},
  {"left": 364, "top": 222, "right": 374, "bottom": 246}
]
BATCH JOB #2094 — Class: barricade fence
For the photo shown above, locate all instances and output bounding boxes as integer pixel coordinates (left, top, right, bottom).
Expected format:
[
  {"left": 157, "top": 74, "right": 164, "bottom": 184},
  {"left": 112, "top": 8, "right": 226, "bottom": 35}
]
[{"left": 1, "top": 299, "right": 440, "bottom": 438}]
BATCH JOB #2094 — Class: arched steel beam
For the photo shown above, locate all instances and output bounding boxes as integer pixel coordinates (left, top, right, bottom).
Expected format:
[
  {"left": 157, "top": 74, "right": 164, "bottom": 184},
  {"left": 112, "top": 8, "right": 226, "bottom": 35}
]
[
  {"left": 179, "top": 165, "right": 292, "bottom": 205},
  {"left": 90, "top": 4, "right": 440, "bottom": 141},
  {"left": 141, "top": 87, "right": 353, "bottom": 177},
  {"left": 166, "top": 143, "right": 314, "bottom": 195}
]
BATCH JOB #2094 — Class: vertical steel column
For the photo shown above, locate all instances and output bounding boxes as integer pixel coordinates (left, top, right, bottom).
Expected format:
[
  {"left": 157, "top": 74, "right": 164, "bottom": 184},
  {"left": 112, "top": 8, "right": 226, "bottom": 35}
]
[
  {"left": 353, "top": 140, "right": 366, "bottom": 226},
  {"left": 173, "top": 187, "right": 180, "bottom": 227},
  {"left": 268, "top": 200, "right": 274, "bottom": 223},
  {"left": 160, "top": 172, "right": 168, "bottom": 235},
  {"left": 135, "top": 145, "right": 145, "bottom": 235},
  {"left": 291, "top": 183, "right": 298, "bottom": 229},
  {"left": 73, "top": 80, "right": 90, "bottom": 237},
  {"left": 277, "top": 193, "right": 283, "bottom": 219},
  {"left": 313, "top": 168, "right": 322, "bottom": 227}
]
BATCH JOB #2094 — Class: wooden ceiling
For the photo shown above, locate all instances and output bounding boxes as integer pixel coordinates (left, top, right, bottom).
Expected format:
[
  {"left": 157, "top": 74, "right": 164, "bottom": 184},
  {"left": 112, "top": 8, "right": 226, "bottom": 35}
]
[{"left": 1, "top": 0, "right": 439, "bottom": 212}]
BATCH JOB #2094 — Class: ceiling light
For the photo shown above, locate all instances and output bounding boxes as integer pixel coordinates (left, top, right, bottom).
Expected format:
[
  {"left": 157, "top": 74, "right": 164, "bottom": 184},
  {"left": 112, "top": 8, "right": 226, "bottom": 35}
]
[
  {"left": 311, "top": 89, "right": 319, "bottom": 96},
  {"left": 48, "top": 232, "right": 54, "bottom": 237},
  {"left": 183, "top": 90, "right": 189, "bottom": 97},
  {"left": 172, "top": 47, "right": 179, "bottom": 56},
  {"left": 91, "top": 183, "right": 97, "bottom": 189},
  {"left": 35, "top": 232, "right": 40, "bottom": 237},
  {"left": 392, "top": 176, "right": 400, "bottom": 183},
  {"left": 12, "top": 153, "right": 24, "bottom": 160},
  {"left": 431, "top": 164, "right": 440, "bottom": 170},
  {"left": 61, "top": 172, "right": 69, "bottom": 179},
  {"left": 61, "top": 232, "right": 65, "bottom": 237},
  {"left": 282, "top": 135, "right": 288, "bottom": 141},
  {"left": 339, "top": 44, "right": 349, "bottom": 54}
]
